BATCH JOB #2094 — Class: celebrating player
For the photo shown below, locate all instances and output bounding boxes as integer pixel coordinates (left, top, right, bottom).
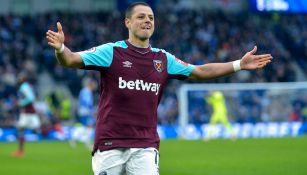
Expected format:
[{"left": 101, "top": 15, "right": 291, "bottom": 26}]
[{"left": 46, "top": 2, "right": 272, "bottom": 175}]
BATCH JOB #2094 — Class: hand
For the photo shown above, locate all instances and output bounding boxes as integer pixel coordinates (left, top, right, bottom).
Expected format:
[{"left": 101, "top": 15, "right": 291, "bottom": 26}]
[
  {"left": 46, "top": 22, "right": 65, "bottom": 50},
  {"left": 240, "top": 46, "right": 273, "bottom": 70}
]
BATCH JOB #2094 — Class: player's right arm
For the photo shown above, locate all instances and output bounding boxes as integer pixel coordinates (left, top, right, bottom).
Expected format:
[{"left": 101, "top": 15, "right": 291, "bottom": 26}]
[{"left": 46, "top": 22, "right": 84, "bottom": 68}]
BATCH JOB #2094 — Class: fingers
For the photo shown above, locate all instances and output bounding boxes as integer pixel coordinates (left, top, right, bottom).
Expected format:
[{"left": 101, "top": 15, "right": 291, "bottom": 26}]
[
  {"left": 46, "top": 32, "right": 56, "bottom": 39},
  {"left": 257, "top": 62, "right": 269, "bottom": 68},
  {"left": 45, "top": 22, "right": 64, "bottom": 49},
  {"left": 46, "top": 37, "right": 57, "bottom": 48},
  {"left": 255, "top": 54, "right": 273, "bottom": 61},
  {"left": 46, "top": 30, "right": 58, "bottom": 37},
  {"left": 257, "top": 59, "right": 271, "bottom": 68},
  {"left": 258, "top": 57, "right": 273, "bottom": 66},
  {"left": 46, "top": 29, "right": 62, "bottom": 42},
  {"left": 47, "top": 42, "right": 57, "bottom": 48},
  {"left": 248, "top": 46, "right": 257, "bottom": 55},
  {"left": 46, "top": 34, "right": 60, "bottom": 49},
  {"left": 57, "top": 22, "right": 63, "bottom": 33},
  {"left": 257, "top": 59, "right": 272, "bottom": 67},
  {"left": 46, "top": 32, "right": 60, "bottom": 44},
  {"left": 46, "top": 35, "right": 57, "bottom": 43}
]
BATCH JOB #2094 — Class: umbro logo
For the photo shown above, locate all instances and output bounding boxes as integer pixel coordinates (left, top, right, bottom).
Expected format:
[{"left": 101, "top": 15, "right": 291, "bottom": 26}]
[{"left": 122, "top": 61, "right": 132, "bottom": 68}]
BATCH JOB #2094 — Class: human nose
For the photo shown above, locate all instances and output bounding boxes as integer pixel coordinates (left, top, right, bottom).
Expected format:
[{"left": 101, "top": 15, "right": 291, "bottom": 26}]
[{"left": 144, "top": 16, "right": 151, "bottom": 23}]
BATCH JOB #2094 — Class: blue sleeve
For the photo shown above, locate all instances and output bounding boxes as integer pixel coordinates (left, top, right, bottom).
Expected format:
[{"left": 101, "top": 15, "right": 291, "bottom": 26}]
[
  {"left": 78, "top": 43, "right": 114, "bottom": 67},
  {"left": 18, "top": 83, "right": 35, "bottom": 107},
  {"left": 166, "top": 52, "right": 195, "bottom": 76}
]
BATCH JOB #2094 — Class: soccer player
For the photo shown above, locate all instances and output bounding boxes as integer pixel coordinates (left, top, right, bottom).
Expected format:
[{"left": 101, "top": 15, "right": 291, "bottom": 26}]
[
  {"left": 13, "top": 72, "right": 40, "bottom": 157},
  {"left": 70, "top": 77, "right": 97, "bottom": 150},
  {"left": 46, "top": 2, "right": 272, "bottom": 175},
  {"left": 205, "top": 91, "right": 235, "bottom": 140}
]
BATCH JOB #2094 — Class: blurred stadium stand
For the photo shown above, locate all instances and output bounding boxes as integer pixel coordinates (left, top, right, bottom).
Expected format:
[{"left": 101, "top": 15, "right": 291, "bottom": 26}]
[{"left": 0, "top": 0, "right": 306, "bottom": 139}]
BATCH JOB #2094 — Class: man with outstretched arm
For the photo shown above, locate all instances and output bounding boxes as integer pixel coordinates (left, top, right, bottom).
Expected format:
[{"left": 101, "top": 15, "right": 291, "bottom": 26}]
[{"left": 46, "top": 2, "right": 272, "bottom": 175}]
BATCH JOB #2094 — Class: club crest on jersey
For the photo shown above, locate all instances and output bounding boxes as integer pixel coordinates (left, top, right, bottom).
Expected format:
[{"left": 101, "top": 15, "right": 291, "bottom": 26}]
[{"left": 153, "top": 60, "right": 163, "bottom": 72}]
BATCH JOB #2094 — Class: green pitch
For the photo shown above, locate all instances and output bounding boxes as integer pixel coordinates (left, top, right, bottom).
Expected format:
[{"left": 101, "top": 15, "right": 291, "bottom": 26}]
[{"left": 1, "top": 137, "right": 307, "bottom": 175}]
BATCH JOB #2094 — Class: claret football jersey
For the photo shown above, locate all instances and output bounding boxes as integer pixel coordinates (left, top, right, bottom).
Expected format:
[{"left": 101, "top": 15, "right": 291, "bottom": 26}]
[
  {"left": 78, "top": 40, "right": 195, "bottom": 153},
  {"left": 18, "top": 82, "right": 36, "bottom": 114}
]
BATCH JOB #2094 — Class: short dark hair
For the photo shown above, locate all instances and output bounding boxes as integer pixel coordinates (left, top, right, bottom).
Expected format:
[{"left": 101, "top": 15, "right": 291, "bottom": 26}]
[
  {"left": 17, "top": 71, "right": 28, "bottom": 83},
  {"left": 125, "top": 2, "right": 151, "bottom": 19}
]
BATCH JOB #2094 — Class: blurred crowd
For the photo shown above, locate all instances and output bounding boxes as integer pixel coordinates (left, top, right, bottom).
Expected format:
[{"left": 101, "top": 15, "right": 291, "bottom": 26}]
[
  {"left": 0, "top": 6, "right": 306, "bottom": 128},
  {"left": 188, "top": 89, "right": 307, "bottom": 125}
]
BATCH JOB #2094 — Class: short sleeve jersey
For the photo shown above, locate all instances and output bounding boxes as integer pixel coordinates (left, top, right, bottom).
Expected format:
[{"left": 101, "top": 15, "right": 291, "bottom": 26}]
[
  {"left": 18, "top": 82, "right": 36, "bottom": 113},
  {"left": 78, "top": 40, "right": 195, "bottom": 153}
]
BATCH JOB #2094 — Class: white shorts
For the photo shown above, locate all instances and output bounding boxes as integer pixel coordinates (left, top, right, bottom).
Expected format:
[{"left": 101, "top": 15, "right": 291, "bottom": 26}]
[
  {"left": 92, "top": 147, "right": 159, "bottom": 175},
  {"left": 17, "top": 113, "right": 41, "bottom": 129}
]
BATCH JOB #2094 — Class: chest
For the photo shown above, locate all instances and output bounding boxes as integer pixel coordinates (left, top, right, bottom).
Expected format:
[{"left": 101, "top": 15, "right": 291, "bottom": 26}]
[{"left": 108, "top": 48, "right": 168, "bottom": 83}]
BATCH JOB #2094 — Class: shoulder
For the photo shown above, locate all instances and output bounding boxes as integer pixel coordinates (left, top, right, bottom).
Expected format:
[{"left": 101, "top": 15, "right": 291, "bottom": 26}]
[
  {"left": 100, "top": 40, "right": 128, "bottom": 49},
  {"left": 87, "top": 41, "right": 128, "bottom": 53},
  {"left": 151, "top": 47, "right": 167, "bottom": 54},
  {"left": 113, "top": 41, "right": 128, "bottom": 49},
  {"left": 80, "top": 87, "right": 90, "bottom": 94},
  {"left": 20, "top": 82, "right": 30, "bottom": 90},
  {"left": 151, "top": 47, "right": 173, "bottom": 58}
]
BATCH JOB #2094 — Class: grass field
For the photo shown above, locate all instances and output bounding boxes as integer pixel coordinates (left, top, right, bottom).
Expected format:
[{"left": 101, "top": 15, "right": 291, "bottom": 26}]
[{"left": 1, "top": 137, "right": 307, "bottom": 175}]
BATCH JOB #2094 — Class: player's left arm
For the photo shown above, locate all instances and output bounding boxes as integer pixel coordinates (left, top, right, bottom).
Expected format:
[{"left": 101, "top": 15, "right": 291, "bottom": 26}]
[{"left": 189, "top": 46, "right": 272, "bottom": 80}]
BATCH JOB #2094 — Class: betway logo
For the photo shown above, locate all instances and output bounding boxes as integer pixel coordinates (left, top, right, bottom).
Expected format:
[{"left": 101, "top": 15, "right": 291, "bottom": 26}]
[{"left": 119, "top": 77, "right": 161, "bottom": 95}]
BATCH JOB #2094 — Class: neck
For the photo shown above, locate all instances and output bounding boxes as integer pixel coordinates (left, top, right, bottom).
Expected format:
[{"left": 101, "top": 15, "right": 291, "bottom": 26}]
[{"left": 128, "top": 38, "right": 150, "bottom": 48}]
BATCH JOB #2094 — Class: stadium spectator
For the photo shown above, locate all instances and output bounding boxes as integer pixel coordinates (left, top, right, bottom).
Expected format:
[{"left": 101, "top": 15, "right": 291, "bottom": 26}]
[{"left": 46, "top": 2, "right": 271, "bottom": 175}]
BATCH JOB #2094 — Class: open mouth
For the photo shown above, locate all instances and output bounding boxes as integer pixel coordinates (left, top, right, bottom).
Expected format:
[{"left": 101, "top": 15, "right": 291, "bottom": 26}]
[{"left": 141, "top": 26, "right": 151, "bottom": 30}]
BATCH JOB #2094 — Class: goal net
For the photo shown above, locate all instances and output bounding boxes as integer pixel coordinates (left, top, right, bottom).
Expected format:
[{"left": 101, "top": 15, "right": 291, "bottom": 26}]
[{"left": 177, "top": 82, "right": 307, "bottom": 139}]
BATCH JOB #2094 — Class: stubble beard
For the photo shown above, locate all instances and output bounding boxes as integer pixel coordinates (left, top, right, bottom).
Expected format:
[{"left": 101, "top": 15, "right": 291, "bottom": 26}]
[{"left": 137, "top": 31, "right": 152, "bottom": 41}]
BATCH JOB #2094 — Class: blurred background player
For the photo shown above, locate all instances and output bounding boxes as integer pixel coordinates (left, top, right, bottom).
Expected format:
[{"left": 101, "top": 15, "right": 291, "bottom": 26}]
[
  {"left": 205, "top": 91, "right": 234, "bottom": 140},
  {"left": 13, "top": 72, "right": 40, "bottom": 157},
  {"left": 70, "top": 77, "right": 97, "bottom": 150}
]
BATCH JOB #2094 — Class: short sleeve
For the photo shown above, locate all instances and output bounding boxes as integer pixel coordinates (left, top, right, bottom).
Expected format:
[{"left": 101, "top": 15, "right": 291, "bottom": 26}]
[
  {"left": 78, "top": 43, "right": 114, "bottom": 67},
  {"left": 166, "top": 52, "right": 195, "bottom": 77},
  {"left": 19, "top": 83, "right": 35, "bottom": 106}
]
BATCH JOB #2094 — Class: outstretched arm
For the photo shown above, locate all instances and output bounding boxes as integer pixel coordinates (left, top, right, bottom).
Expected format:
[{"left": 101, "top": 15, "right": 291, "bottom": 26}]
[
  {"left": 46, "top": 22, "right": 84, "bottom": 68},
  {"left": 189, "top": 46, "right": 272, "bottom": 80}
]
